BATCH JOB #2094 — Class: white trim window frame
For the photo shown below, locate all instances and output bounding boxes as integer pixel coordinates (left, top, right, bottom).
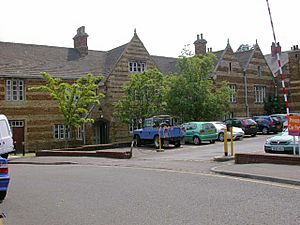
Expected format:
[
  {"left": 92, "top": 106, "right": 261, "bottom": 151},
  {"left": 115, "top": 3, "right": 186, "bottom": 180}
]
[
  {"left": 254, "top": 86, "right": 266, "bottom": 103},
  {"left": 229, "top": 84, "right": 237, "bottom": 103},
  {"left": 6, "top": 79, "right": 25, "bottom": 101},
  {"left": 54, "top": 124, "right": 71, "bottom": 140},
  {"left": 128, "top": 61, "right": 146, "bottom": 73}
]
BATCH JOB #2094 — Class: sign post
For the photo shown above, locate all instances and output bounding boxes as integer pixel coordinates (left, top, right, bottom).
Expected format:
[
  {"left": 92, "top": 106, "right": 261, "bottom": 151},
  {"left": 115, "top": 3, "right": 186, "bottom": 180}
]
[{"left": 288, "top": 116, "right": 300, "bottom": 155}]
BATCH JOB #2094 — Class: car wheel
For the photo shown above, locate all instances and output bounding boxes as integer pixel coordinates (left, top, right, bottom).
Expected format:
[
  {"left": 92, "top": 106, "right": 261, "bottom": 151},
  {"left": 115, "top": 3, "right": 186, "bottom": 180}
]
[
  {"left": 193, "top": 136, "right": 201, "bottom": 145},
  {"left": 210, "top": 140, "right": 215, "bottom": 144},
  {"left": 251, "top": 133, "right": 256, "bottom": 137},
  {"left": 218, "top": 133, "right": 224, "bottom": 142},
  {"left": 262, "top": 127, "right": 268, "bottom": 135},
  {"left": 0, "top": 191, "right": 7, "bottom": 201},
  {"left": 239, "top": 136, "right": 244, "bottom": 141},
  {"left": 0, "top": 153, "right": 8, "bottom": 159},
  {"left": 174, "top": 140, "right": 181, "bottom": 148}
]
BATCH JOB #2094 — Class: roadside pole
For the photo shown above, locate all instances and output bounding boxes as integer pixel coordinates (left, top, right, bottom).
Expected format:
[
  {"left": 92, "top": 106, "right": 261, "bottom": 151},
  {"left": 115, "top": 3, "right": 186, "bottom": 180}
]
[
  {"left": 224, "top": 129, "right": 228, "bottom": 156},
  {"left": 266, "top": 0, "right": 290, "bottom": 115},
  {"left": 157, "top": 127, "right": 164, "bottom": 152},
  {"left": 230, "top": 127, "right": 234, "bottom": 156}
]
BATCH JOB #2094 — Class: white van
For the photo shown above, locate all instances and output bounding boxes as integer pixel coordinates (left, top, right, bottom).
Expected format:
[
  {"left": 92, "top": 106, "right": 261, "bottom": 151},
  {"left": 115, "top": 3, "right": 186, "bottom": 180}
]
[{"left": 0, "top": 114, "right": 14, "bottom": 158}]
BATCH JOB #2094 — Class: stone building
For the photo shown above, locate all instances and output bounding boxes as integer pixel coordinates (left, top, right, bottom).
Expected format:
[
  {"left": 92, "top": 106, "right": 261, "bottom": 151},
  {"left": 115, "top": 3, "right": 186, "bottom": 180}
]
[
  {"left": 0, "top": 27, "right": 277, "bottom": 152},
  {"left": 193, "top": 34, "right": 275, "bottom": 117},
  {"left": 0, "top": 27, "right": 162, "bottom": 152},
  {"left": 265, "top": 43, "right": 300, "bottom": 113}
]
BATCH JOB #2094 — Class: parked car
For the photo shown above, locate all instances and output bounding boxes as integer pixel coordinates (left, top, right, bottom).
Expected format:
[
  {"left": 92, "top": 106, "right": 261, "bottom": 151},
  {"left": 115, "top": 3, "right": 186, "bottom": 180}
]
[
  {"left": 211, "top": 121, "right": 244, "bottom": 141},
  {"left": 133, "top": 115, "right": 184, "bottom": 148},
  {"left": 0, "top": 157, "right": 10, "bottom": 200},
  {"left": 270, "top": 114, "right": 288, "bottom": 130},
  {"left": 264, "top": 129, "right": 299, "bottom": 154},
  {"left": 0, "top": 114, "right": 15, "bottom": 159},
  {"left": 252, "top": 115, "right": 282, "bottom": 134},
  {"left": 181, "top": 122, "right": 218, "bottom": 145},
  {"left": 270, "top": 113, "right": 297, "bottom": 130},
  {"left": 223, "top": 118, "right": 258, "bottom": 136}
]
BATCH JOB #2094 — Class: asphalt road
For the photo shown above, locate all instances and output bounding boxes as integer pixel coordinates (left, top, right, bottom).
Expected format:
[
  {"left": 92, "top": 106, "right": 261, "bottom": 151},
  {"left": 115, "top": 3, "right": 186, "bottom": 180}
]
[
  {"left": 2, "top": 133, "right": 300, "bottom": 225},
  {"left": 3, "top": 164, "right": 300, "bottom": 225}
]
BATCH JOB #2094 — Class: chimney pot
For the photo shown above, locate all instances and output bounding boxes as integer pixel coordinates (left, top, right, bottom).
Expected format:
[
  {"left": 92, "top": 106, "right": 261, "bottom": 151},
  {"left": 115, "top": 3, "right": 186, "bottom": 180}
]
[
  {"left": 73, "top": 26, "right": 89, "bottom": 57},
  {"left": 194, "top": 33, "right": 207, "bottom": 55}
]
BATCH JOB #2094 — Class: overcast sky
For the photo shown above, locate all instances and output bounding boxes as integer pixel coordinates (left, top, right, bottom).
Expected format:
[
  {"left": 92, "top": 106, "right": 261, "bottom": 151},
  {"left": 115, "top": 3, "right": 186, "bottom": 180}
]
[{"left": 1, "top": 0, "right": 299, "bottom": 57}]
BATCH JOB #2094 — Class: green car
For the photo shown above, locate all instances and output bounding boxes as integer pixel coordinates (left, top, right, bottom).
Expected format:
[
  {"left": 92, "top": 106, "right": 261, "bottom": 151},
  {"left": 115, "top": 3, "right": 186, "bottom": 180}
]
[
  {"left": 264, "top": 129, "right": 300, "bottom": 154},
  {"left": 182, "top": 122, "right": 218, "bottom": 145}
]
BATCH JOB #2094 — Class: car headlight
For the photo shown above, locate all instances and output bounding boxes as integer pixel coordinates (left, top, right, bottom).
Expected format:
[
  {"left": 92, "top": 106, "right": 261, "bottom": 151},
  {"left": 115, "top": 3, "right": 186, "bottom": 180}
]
[{"left": 265, "top": 138, "right": 271, "bottom": 144}]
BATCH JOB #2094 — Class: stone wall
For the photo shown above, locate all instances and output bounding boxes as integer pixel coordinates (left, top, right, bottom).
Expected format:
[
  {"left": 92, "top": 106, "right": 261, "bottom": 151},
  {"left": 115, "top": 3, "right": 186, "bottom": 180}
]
[{"left": 0, "top": 78, "right": 94, "bottom": 152}]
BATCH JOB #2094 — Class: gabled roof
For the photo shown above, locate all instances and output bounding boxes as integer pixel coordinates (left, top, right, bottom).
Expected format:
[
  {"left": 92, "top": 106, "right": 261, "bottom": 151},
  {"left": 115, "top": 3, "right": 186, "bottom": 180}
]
[
  {"left": 0, "top": 37, "right": 182, "bottom": 79},
  {"left": 151, "top": 55, "right": 179, "bottom": 74},
  {"left": 264, "top": 52, "right": 289, "bottom": 75},
  {"left": 104, "top": 44, "right": 128, "bottom": 75},
  {"left": 212, "top": 43, "right": 234, "bottom": 72},
  {"left": 0, "top": 41, "right": 106, "bottom": 79},
  {"left": 235, "top": 48, "right": 255, "bottom": 70}
]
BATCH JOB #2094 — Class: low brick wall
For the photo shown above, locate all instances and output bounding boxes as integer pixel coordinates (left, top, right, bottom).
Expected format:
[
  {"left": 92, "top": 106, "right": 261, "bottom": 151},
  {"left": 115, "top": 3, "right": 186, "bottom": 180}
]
[
  {"left": 40, "top": 142, "right": 131, "bottom": 152},
  {"left": 235, "top": 153, "right": 300, "bottom": 165},
  {"left": 36, "top": 141, "right": 132, "bottom": 159},
  {"left": 36, "top": 149, "right": 132, "bottom": 159}
]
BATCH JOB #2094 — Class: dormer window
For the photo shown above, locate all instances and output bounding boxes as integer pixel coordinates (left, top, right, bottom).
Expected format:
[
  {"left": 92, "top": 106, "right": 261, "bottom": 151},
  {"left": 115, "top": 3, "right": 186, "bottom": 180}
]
[{"left": 129, "top": 61, "right": 146, "bottom": 73}]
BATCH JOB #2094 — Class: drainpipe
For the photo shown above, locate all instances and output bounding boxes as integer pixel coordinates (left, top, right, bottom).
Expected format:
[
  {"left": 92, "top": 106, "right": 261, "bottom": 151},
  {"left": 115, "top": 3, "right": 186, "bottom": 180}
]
[{"left": 244, "top": 71, "right": 249, "bottom": 117}]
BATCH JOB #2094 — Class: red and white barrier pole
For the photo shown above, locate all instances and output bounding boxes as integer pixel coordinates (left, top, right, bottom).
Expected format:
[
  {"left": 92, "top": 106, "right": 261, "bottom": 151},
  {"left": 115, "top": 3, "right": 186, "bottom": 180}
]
[{"left": 266, "top": 0, "right": 289, "bottom": 115}]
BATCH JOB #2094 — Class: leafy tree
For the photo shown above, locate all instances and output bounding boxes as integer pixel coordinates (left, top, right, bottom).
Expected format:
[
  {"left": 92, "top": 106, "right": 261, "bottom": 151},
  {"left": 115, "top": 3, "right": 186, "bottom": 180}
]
[
  {"left": 264, "top": 94, "right": 286, "bottom": 114},
  {"left": 30, "top": 72, "right": 104, "bottom": 144},
  {"left": 166, "top": 53, "right": 232, "bottom": 122},
  {"left": 114, "top": 69, "right": 167, "bottom": 126}
]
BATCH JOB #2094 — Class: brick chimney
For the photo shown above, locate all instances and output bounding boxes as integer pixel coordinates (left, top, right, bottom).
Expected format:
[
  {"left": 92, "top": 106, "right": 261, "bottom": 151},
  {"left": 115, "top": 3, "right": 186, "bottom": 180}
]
[
  {"left": 73, "top": 26, "right": 89, "bottom": 57},
  {"left": 194, "top": 33, "right": 207, "bottom": 55},
  {"left": 271, "top": 42, "right": 281, "bottom": 57}
]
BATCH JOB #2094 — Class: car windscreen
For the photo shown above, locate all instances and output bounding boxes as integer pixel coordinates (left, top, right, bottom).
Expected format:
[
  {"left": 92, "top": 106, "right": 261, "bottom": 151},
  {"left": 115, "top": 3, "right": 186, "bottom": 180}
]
[{"left": 244, "top": 119, "right": 256, "bottom": 125}]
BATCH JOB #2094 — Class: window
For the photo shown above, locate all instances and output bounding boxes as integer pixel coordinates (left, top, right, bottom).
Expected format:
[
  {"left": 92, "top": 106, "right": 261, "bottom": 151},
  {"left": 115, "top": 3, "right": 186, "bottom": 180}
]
[
  {"left": 54, "top": 124, "right": 70, "bottom": 139},
  {"left": 257, "top": 65, "right": 262, "bottom": 76},
  {"left": 228, "top": 62, "right": 232, "bottom": 73},
  {"left": 229, "top": 84, "right": 237, "bottom": 103},
  {"left": 9, "top": 120, "right": 24, "bottom": 127},
  {"left": 6, "top": 79, "right": 24, "bottom": 101},
  {"left": 128, "top": 61, "right": 146, "bottom": 73},
  {"left": 76, "top": 126, "right": 83, "bottom": 140},
  {"left": 254, "top": 86, "right": 266, "bottom": 103}
]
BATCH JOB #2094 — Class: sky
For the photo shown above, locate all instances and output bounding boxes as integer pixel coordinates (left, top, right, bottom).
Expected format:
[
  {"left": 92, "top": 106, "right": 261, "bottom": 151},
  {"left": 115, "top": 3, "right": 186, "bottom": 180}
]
[{"left": 1, "top": 0, "right": 299, "bottom": 58}]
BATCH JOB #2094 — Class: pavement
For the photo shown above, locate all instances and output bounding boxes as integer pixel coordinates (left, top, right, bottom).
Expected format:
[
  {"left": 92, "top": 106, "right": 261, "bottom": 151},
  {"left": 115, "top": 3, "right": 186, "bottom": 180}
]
[{"left": 7, "top": 152, "right": 300, "bottom": 186}]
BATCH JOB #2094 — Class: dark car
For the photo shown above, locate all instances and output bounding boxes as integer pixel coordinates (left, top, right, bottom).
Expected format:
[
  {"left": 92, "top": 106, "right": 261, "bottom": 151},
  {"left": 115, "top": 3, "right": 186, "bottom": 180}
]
[
  {"left": 0, "top": 157, "right": 9, "bottom": 200},
  {"left": 270, "top": 114, "right": 288, "bottom": 131},
  {"left": 252, "top": 115, "right": 282, "bottom": 134},
  {"left": 224, "top": 118, "right": 258, "bottom": 136}
]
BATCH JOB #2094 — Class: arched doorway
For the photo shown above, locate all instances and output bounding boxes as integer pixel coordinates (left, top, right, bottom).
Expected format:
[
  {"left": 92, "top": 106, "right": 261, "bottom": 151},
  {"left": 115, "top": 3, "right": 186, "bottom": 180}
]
[{"left": 93, "top": 119, "right": 109, "bottom": 144}]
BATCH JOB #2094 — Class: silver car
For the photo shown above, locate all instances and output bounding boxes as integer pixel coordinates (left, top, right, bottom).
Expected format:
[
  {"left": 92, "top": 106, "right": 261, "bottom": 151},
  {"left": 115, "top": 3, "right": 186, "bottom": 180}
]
[
  {"left": 211, "top": 121, "right": 244, "bottom": 142},
  {"left": 264, "top": 129, "right": 299, "bottom": 154}
]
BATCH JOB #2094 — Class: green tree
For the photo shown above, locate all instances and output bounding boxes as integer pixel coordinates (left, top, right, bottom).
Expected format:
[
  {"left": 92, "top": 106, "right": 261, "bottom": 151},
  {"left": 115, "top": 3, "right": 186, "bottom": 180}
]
[
  {"left": 264, "top": 94, "right": 286, "bottom": 114},
  {"left": 166, "top": 53, "right": 232, "bottom": 122},
  {"left": 30, "top": 72, "right": 104, "bottom": 145},
  {"left": 114, "top": 69, "right": 167, "bottom": 126}
]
